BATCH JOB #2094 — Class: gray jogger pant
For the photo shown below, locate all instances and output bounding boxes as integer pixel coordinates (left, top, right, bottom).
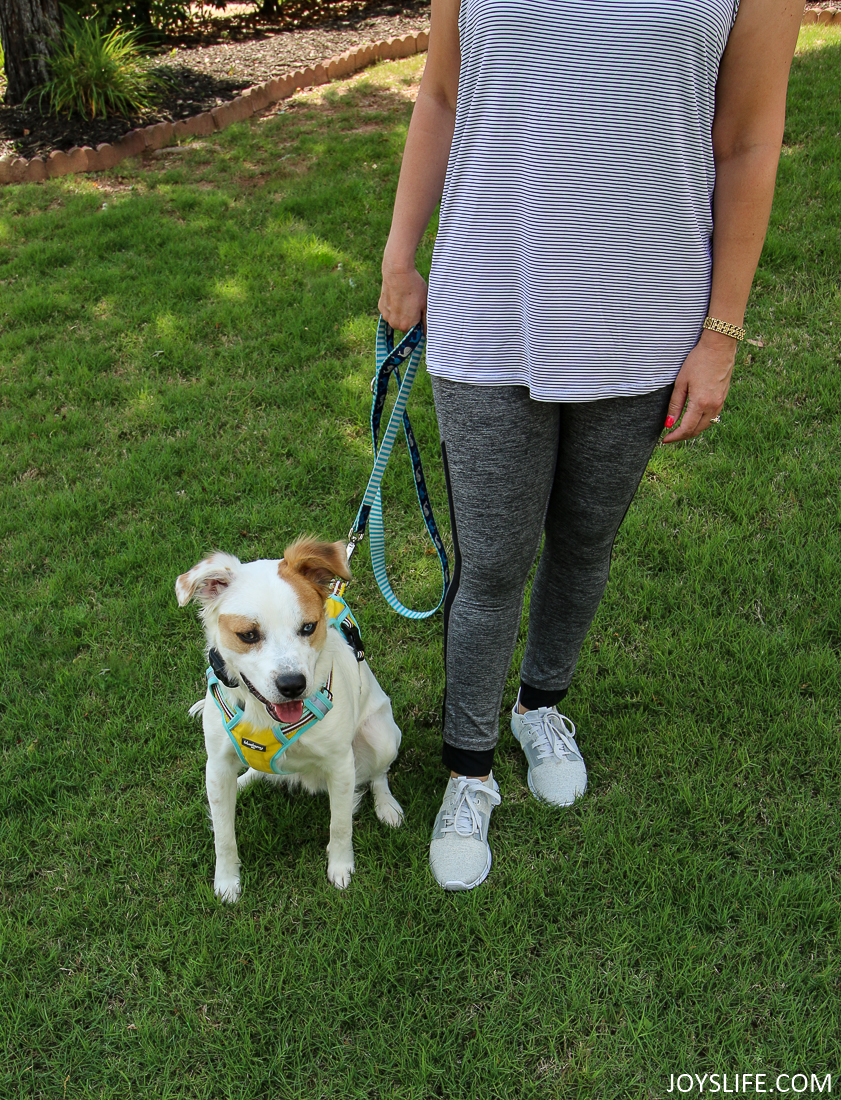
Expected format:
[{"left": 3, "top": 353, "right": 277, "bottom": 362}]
[{"left": 431, "top": 375, "right": 673, "bottom": 757}]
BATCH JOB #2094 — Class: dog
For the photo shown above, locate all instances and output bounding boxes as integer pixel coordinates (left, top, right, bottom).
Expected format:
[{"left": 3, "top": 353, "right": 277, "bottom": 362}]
[{"left": 176, "top": 538, "right": 404, "bottom": 899}]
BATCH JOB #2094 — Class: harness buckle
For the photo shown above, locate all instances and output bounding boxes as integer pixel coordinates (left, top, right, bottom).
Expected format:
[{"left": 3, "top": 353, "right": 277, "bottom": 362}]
[{"left": 306, "top": 694, "right": 332, "bottom": 719}]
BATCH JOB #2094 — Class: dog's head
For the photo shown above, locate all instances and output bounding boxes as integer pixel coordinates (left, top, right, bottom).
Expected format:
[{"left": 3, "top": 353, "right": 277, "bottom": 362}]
[{"left": 176, "top": 539, "right": 351, "bottom": 725}]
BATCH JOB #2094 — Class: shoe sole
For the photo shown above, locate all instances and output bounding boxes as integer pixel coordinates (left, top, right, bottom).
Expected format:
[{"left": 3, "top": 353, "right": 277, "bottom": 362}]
[{"left": 512, "top": 720, "right": 586, "bottom": 808}]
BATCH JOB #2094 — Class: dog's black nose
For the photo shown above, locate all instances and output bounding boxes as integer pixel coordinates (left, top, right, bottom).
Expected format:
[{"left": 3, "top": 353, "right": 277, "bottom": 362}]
[{"left": 275, "top": 673, "right": 306, "bottom": 699}]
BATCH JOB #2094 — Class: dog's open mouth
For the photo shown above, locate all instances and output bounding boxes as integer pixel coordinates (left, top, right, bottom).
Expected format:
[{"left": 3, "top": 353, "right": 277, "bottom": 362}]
[
  {"left": 239, "top": 672, "right": 306, "bottom": 725},
  {"left": 264, "top": 700, "right": 305, "bottom": 725}
]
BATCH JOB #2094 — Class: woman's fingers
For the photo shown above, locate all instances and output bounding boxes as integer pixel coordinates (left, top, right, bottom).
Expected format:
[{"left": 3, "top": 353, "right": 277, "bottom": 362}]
[
  {"left": 378, "top": 296, "right": 425, "bottom": 333},
  {"left": 662, "top": 393, "right": 725, "bottom": 442},
  {"left": 664, "top": 402, "right": 717, "bottom": 442},
  {"left": 661, "top": 339, "right": 735, "bottom": 444},
  {"left": 663, "top": 376, "right": 689, "bottom": 436}
]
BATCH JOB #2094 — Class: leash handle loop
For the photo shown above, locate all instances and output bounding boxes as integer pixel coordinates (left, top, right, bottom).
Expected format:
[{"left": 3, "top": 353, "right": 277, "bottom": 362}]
[{"left": 349, "top": 317, "right": 449, "bottom": 620}]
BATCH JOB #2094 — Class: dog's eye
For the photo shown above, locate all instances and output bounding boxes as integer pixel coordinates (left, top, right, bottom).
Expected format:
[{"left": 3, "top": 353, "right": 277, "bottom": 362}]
[
  {"left": 300, "top": 622, "right": 317, "bottom": 636},
  {"left": 236, "top": 630, "right": 261, "bottom": 645}
]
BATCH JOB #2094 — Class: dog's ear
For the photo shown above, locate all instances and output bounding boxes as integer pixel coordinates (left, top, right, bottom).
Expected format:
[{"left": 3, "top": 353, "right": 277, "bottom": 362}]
[
  {"left": 282, "top": 538, "right": 351, "bottom": 596},
  {"left": 175, "top": 552, "right": 241, "bottom": 607}
]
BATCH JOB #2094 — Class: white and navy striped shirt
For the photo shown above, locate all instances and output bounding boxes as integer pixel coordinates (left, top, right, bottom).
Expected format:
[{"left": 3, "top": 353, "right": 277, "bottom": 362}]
[{"left": 426, "top": 0, "right": 741, "bottom": 400}]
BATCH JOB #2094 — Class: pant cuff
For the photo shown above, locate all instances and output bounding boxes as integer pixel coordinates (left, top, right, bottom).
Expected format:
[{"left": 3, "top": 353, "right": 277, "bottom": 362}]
[
  {"left": 442, "top": 741, "right": 496, "bottom": 776},
  {"left": 518, "top": 680, "right": 570, "bottom": 711}
]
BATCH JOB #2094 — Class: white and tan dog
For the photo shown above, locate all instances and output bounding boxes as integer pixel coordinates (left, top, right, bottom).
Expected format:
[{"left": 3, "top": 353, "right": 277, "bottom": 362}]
[{"left": 176, "top": 539, "right": 403, "bottom": 900}]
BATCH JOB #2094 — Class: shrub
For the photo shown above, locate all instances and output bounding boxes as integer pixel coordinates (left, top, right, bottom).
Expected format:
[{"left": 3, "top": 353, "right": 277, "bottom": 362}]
[
  {"left": 31, "top": 10, "right": 169, "bottom": 118},
  {"left": 62, "top": 0, "right": 370, "bottom": 35},
  {"left": 64, "top": 0, "right": 190, "bottom": 35}
]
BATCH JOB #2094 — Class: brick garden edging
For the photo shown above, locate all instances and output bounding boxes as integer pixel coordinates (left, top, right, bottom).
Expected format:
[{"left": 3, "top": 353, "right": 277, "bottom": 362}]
[
  {"left": 803, "top": 6, "right": 841, "bottom": 23},
  {"left": 0, "top": 6, "right": 837, "bottom": 186},
  {"left": 0, "top": 30, "right": 429, "bottom": 186}
]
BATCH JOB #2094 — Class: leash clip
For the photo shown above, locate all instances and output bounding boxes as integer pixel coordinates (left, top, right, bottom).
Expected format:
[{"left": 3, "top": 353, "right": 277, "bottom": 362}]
[{"left": 346, "top": 527, "right": 364, "bottom": 564}]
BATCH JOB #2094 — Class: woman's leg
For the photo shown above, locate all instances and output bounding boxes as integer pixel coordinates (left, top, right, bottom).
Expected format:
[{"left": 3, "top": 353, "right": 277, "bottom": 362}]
[
  {"left": 519, "top": 384, "right": 673, "bottom": 701},
  {"left": 430, "top": 376, "right": 561, "bottom": 775}
]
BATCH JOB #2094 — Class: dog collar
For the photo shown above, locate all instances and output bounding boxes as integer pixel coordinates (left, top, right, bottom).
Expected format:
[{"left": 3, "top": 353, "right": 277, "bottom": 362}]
[
  {"left": 208, "top": 645, "right": 238, "bottom": 688},
  {"left": 206, "top": 665, "right": 334, "bottom": 776}
]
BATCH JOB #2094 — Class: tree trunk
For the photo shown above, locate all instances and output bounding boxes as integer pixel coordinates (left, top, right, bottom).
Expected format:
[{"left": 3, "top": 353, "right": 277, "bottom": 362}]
[{"left": 0, "top": 0, "right": 62, "bottom": 104}]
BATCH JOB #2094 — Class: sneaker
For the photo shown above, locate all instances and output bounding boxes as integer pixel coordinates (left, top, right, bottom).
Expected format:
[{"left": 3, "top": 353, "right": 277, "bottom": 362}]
[
  {"left": 429, "top": 773, "right": 501, "bottom": 891},
  {"left": 511, "top": 703, "right": 587, "bottom": 807}
]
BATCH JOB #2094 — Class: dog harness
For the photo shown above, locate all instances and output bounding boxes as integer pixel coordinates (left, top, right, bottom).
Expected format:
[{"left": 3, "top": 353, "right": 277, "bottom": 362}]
[{"left": 206, "top": 594, "right": 362, "bottom": 776}]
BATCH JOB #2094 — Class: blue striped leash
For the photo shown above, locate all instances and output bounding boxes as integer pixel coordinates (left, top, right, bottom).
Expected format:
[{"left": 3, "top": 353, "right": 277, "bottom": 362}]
[{"left": 346, "top": 316, "right": 450, "bottom": 619}]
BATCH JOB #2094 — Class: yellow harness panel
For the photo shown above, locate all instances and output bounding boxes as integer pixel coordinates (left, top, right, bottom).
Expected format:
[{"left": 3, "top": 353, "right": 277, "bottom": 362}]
[
  {"left": 233, "top": 721, "right": 294, "bottom": 773},
  {"left": 207, "top": 660, "right": 336, "bottom": 776}
]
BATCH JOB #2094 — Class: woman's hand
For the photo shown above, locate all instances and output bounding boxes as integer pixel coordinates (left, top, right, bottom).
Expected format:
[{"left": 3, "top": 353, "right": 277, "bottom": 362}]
[
  {"left": 661, "top": 331, "right": 737, "bottom": 443},
  {"left": 378, "top": 259, "right": 428, "bottom": 333}
]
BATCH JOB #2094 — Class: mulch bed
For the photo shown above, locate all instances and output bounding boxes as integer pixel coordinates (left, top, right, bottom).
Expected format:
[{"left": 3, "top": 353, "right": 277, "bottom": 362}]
[{"left": 0, "top": 1, "right": 430, "bottom": 160}]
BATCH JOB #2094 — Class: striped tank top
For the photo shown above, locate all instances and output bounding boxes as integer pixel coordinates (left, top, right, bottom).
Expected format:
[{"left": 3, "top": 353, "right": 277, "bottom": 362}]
[{"left": 425, "top": 0, "right": 741, "bottom": 400}]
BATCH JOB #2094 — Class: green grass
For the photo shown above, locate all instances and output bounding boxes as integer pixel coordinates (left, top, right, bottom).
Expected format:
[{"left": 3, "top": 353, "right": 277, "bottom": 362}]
[{"left": 1, "top": 32, "right": 840, "bottom": 1100}]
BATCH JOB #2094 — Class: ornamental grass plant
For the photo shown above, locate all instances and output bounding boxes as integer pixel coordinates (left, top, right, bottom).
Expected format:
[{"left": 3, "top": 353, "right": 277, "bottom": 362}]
[{"left": 32, "top": 9, "right": 168, "bottom": 119}]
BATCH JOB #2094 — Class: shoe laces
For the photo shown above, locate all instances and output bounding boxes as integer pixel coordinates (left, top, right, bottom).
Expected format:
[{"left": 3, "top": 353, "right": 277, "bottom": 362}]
[
  {"left": 443, "top": 778, "right": 501, "bottom": 840},
  {"left": 523, "top": 708, "right": 580, "bottom": 763}
]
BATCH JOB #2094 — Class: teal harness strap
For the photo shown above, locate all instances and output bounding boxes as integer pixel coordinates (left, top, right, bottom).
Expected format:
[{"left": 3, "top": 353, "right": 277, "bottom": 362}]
[
  {"left": 206, "top": 666, "right": 334, "bottom": 775},
  {"left": 206, "top": 671, "right": 250, "bottom": 768},
  {"left": 302, "top": 679, "right": 334, "bottom": 722},
  {"left": 327, "top": 602, "right": 351, "bottom": 629}
]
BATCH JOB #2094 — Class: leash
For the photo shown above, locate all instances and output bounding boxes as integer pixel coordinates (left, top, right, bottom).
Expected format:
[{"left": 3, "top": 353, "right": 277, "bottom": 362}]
[{"left": 345, "top": 317, "right": 449, "bottom": 620}]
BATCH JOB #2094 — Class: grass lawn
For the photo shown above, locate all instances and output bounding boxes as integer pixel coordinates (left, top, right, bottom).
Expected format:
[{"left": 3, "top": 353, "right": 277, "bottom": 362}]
[{"left": 1, "top": 27, "right": 840, "bottom": 1100}]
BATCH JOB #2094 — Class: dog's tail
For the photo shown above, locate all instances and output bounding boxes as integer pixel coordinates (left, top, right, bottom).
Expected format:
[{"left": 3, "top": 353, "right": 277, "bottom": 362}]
[{"left": 188, "top": 699, "right": 206, "bottom": 719}]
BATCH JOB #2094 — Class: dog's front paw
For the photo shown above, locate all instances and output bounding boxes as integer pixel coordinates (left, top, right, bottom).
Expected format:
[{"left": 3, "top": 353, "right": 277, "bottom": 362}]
[
  {"left": 375, "top": 795, "right": 405, "bottom": 828},
  {"left": 327, "top": 858, "right": 355, "bottom": 890},
  {"left": 214, "top": 874, "right": 242, "bottom": 903}
]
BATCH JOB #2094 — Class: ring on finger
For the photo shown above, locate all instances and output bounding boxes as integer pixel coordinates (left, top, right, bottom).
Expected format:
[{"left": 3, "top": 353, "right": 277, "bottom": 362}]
[{"left": 710, "top": 415, "right": 721, "bottom": 424}]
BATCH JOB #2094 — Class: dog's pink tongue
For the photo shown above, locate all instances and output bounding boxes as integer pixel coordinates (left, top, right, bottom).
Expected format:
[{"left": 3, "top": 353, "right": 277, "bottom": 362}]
[{"left": 269, "top": 700, "right": 304, "bottom": 724}]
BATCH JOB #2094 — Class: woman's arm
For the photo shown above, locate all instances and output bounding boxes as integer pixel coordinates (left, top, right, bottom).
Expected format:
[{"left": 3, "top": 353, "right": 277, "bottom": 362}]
[
  {"left": 662, "top": 0, "right": 803, "bottom": 443},
  {"left": 378, "top": 0, "right": 461, "bottom": 332}
]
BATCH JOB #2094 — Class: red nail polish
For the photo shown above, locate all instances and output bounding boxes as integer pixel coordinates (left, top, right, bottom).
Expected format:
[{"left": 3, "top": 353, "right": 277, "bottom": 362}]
[{"left": 664, "top": 416, "right": 675, "bottom": 429}]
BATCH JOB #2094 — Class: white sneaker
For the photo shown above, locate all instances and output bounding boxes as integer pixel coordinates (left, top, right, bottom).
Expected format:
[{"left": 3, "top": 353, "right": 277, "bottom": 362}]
[
  {"left": 429, "top": 773, "right": 501, "bottom": 891},
  {"left": 511, "top": 703, "right": 587, "bottom": 807}
]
